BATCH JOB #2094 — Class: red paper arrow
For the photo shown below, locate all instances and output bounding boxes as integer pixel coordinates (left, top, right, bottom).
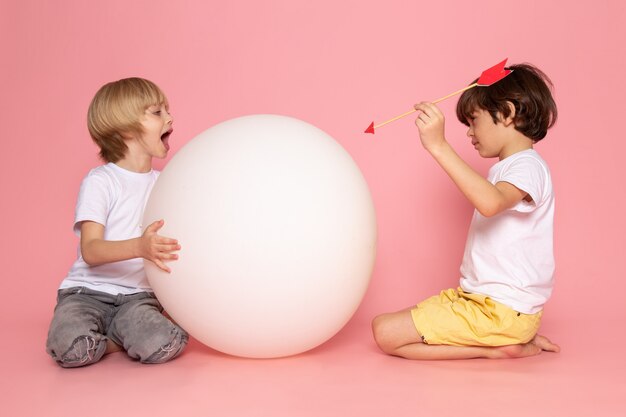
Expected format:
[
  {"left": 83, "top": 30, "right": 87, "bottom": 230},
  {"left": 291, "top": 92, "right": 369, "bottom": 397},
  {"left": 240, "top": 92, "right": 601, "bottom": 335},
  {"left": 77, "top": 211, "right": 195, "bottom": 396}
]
[
  {"left": 365, "top": 58, "right": 513, "bottom": 134},
  {"left": 476, "top": 58, "right": 512, "bottom": 86}
]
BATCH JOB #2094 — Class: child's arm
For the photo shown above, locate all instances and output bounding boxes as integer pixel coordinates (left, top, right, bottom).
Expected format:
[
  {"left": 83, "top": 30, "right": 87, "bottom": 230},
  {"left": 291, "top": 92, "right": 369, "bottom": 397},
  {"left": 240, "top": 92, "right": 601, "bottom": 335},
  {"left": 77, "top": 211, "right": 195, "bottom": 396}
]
[
  {"left": 414, "top": 102, "right": 527, "bottom": 217},
  {"left": 80, "top": 219, "right": 180, "bottom": 273}
]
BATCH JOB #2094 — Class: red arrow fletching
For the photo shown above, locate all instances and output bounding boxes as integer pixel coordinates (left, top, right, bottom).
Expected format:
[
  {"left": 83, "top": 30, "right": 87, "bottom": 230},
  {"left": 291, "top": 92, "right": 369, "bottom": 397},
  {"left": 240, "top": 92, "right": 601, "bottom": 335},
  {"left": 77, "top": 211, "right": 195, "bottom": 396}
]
[{"left": 476, "top": 58, "right": 512, "bottom": 86}]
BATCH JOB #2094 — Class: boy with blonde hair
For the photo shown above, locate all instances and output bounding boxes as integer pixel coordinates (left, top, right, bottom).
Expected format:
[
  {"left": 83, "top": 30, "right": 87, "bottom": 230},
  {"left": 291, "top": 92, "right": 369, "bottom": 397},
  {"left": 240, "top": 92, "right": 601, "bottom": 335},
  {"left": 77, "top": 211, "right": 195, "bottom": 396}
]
[{"left": 46, "top": 78, "right": 188, "bottom": 367}]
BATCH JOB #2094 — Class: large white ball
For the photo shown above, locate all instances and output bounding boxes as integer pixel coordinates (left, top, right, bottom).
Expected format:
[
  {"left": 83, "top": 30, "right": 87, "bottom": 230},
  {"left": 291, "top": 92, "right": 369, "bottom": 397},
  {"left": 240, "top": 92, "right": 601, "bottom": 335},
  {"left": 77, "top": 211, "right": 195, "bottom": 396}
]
[{"left": 143, "top": 114, "right": 377, "bottom": 358}]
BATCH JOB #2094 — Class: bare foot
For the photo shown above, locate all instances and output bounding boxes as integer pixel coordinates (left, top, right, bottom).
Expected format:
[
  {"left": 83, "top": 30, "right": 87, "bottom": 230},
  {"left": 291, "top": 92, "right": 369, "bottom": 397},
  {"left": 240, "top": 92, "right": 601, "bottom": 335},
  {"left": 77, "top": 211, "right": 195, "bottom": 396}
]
[
  {"left": 105, "top": 339, "right": 122, "bottom": 354},
  {"left": 531, "top": 334, "right": 560, "bottom": 353},
  {"left": 493, "top": 334, "right": 560, "bottom": 359},
  {"left": 495, "top": 342, "right": 541, "bottom": 358}
]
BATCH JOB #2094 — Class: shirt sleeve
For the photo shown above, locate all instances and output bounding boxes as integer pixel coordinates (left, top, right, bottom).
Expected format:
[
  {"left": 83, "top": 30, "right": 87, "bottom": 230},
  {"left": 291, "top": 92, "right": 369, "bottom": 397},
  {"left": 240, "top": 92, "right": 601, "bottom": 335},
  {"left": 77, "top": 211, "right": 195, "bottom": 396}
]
[
  {"left": 73, "top": 171, "right": 113, "bottom": 235},
  {"left": 498, "top": 155, "right": 548, "bottom": 213}
]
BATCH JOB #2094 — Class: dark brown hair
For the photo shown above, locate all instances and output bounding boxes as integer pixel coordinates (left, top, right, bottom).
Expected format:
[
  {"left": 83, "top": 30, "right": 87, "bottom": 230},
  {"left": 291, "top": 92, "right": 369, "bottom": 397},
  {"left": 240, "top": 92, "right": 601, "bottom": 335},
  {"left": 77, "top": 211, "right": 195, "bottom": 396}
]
[{"left": 456, "top": 63, "right": 557, "bottom": 141}]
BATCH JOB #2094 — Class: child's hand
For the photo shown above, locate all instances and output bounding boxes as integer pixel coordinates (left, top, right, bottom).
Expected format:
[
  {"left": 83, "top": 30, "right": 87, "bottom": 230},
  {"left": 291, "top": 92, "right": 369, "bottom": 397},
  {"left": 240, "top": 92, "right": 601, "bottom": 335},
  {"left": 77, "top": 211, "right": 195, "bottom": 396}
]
[
  {"left": 414, "top": 102, "right": 447, "bottom": 152},
  {"left": 140, "top": 219, "right": 181, "bottom": 273}
]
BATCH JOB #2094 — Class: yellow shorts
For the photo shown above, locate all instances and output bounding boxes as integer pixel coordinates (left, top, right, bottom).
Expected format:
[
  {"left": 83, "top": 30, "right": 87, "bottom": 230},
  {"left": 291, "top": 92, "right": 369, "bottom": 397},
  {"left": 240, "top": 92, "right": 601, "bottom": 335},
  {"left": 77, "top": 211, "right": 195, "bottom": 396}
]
[{"left": 410, "top": 288, "right": 542, "bottom": 346}]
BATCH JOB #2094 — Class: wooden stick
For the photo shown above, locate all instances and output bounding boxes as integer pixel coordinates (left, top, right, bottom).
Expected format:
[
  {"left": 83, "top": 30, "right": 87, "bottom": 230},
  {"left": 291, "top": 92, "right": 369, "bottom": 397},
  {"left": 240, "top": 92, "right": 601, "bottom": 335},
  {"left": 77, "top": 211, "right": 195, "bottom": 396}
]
[
  {"left": 373, "top": 83, "right": 477, "bottom": 130},
  {"left": 431, "top": 83, "right": 478, "bottom": 104},
  {"left": 373, "top": 109, "right": 419, "bottom": 129}
]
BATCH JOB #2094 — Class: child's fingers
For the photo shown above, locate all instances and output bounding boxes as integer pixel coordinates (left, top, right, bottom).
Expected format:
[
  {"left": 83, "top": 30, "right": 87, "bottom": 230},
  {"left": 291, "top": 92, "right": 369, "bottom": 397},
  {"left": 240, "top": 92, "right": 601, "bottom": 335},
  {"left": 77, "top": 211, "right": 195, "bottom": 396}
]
[
  {"left": 158, "top": 252, "right": 179, "bottom": 261},
  {"left": 413, "top": 101, "right": 433, "bottom": 110},
  {"left": 428, "top": 103, "right": 444, "bottom": 119},
  {"left": 146, "top": 219, "right": 165, "bottom": 233},
  {"left": 154, "top": 259, "right": 171, "bottom": 273},
  {"left": 415, "top": 113, "right": 435, "bottom": 131},
  {"left": 156, "top": 236, "right": 179, "bottom": 245},
  {"left": 156, "top": 243, "right": 181, "bottom": 253},
  {"left": 413, "top": 102, "right": 428, "bottom": 112},
  {"left": 414, "top": 102, "right": 443, "bottom": 119},
  {"left": 417, "top": 112, "right": 430, "bottom": 123}
]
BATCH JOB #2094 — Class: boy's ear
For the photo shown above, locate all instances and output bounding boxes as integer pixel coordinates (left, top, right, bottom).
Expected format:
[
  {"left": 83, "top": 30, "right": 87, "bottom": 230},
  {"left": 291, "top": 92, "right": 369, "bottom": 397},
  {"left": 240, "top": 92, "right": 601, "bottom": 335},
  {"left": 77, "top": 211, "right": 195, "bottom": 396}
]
[
  {"left": 501, "top": 101, "right": 516, "bottom": 127},
  {"left": 120, "top": 130, "right": 138, "bottom": 140}
]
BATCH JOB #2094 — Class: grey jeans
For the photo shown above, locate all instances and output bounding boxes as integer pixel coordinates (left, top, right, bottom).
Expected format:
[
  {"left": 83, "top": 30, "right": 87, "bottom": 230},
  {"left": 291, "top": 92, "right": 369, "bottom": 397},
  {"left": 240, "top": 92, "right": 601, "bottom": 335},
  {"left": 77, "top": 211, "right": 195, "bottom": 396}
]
[{"left": 46, "top": 287, "right": 188, "bottom": 368}]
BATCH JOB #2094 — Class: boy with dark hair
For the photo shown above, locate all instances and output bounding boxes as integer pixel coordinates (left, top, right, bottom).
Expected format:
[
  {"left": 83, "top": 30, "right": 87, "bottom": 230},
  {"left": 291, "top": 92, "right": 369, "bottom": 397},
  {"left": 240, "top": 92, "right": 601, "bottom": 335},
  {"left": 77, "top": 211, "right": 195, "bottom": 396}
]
[{"left": 372, "top": 63, "right": 560, "bottom": 360}]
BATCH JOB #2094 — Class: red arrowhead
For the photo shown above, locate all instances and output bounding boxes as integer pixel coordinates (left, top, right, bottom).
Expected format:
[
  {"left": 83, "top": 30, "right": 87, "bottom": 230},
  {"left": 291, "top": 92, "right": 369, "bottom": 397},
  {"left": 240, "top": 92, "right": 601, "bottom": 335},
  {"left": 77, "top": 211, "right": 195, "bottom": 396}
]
[
  {"left": 477, "top": 58, "right": 513, "bottom": 86},
  {"left": 364, "top": 122, "right": 375, "bottom": 134}
]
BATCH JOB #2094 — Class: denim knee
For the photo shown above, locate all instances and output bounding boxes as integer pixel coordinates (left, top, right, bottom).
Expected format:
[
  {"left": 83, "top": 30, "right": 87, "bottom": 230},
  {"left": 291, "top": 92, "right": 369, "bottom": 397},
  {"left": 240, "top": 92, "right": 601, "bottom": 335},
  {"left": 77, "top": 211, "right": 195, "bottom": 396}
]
[
  {"left": 47, "top": 334, "right": 107, "bottom": 368},
  {"left": 108, "top": 295, "right": 189, "bottom": 364},
  {"left": 142, "top": 327, "right": 189, "bottom": 364},
  {"left": 46, "top": 288, "right": 113, "bottom": 368}
]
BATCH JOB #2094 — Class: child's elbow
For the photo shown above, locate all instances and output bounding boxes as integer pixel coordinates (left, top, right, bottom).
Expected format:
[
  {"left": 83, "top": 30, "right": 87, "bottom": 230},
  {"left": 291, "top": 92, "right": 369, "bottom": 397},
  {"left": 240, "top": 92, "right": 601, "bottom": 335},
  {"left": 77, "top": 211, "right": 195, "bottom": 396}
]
[
  {"left": 478, "top": 209, "right": 496, "bottom": 218},
  {"left": 477, "top": 203, "right": 502, "bottom": 218},
  {"left": 80, "top": 244, "right": 99, "bottom": 266},
  {"left": 81, "top": 252, "right": 97, "bottom": 266}
]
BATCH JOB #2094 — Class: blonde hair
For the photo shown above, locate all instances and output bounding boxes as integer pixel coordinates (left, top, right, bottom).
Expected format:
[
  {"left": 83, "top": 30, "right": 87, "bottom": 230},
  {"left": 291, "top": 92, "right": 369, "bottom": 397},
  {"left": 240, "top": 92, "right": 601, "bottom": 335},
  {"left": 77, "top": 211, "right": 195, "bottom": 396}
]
[{"left": 87, "top": 77, "right": 168, "bottom": 162}]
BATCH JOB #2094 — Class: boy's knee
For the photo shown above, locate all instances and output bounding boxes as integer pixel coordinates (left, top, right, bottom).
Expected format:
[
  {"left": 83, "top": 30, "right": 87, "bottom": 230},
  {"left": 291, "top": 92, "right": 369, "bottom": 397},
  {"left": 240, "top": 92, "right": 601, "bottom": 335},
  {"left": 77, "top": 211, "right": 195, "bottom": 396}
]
[
  {"left": 371, "top": 314, "right": 393, "bottom": 352},
  {"left": 372, "top": 313, "right": 412, "bottom": 354},
  {"left": 48, "top": 335, "right": 107, "bottom": 368},
  {"left": 114, "top": 300, "right": 189, "bottom": 364},
  {"left": 141, "top": 328, "right": 189, "bottom": 364}
]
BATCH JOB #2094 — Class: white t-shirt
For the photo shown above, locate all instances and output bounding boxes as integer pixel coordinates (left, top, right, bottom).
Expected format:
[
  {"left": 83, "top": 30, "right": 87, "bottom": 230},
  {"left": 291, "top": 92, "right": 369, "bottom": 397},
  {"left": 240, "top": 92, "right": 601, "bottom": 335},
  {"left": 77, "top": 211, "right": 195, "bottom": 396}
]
[
  {"left": 59, "top": 163, "right": 159, "bottom": 295},
  {"left": 459, "top": 149, "right": 555, "bottom": 314}
]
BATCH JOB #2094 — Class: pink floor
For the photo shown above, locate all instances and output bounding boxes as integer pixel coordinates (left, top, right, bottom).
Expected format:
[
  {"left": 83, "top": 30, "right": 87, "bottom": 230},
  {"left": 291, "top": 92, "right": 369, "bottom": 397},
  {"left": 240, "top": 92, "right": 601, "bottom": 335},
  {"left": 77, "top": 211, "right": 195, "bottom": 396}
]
[{"left": 4, "top": 312, "right": 624, "bottom": 417}]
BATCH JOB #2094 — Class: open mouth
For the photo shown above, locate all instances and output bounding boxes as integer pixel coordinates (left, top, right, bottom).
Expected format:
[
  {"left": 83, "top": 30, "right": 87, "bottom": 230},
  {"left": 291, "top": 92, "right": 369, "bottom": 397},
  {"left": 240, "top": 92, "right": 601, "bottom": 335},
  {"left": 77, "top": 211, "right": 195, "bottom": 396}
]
[{"left": 161, "top": 130, "right": 172, "bottom": 151}]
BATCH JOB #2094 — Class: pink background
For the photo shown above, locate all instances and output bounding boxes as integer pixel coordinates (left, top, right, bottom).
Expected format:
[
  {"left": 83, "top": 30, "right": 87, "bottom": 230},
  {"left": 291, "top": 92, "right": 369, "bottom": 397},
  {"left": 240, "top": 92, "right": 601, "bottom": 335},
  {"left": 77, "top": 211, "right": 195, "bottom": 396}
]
[{"left": 2, "top": 0, "right": 625, "bottom": 415}]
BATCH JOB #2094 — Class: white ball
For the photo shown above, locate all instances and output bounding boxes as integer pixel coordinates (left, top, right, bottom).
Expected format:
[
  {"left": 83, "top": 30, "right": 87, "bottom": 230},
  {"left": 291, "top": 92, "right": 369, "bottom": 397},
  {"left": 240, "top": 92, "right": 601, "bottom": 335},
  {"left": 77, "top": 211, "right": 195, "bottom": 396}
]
[{"left": 143, "top": 114, "right": 377, "bottom": 358}]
